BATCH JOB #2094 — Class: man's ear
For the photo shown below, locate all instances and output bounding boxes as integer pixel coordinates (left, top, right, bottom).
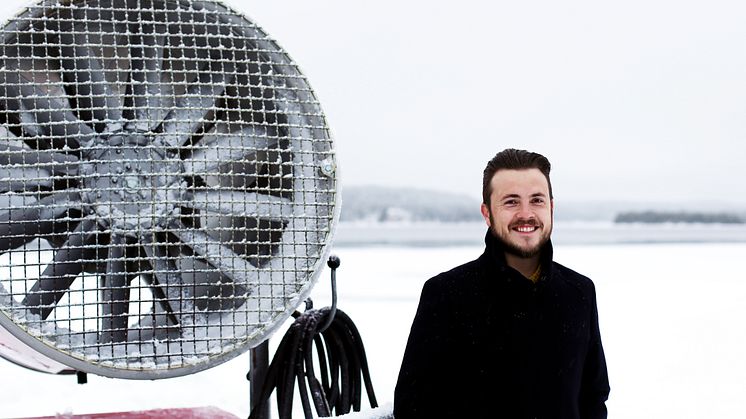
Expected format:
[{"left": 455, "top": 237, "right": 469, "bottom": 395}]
[
  {"left": 480, "top": 203, "right": 491, "bottom": 227},
  {"left": 551, "top": 199, "right": 555, "bottom": 217}
]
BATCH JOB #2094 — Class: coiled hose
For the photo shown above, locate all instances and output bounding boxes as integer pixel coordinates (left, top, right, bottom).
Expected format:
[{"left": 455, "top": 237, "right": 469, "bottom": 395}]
[{"left": 248, "top": 306, "right": 378, "bottom": 418}]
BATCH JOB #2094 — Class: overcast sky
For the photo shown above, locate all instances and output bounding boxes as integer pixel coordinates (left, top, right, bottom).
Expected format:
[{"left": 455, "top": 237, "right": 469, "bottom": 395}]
[
  {"left": 236, "top": 0, "right": 746, "bottom": 206},
  {"left": 3, "top": 0, "right": 746, "bottom": 206}
]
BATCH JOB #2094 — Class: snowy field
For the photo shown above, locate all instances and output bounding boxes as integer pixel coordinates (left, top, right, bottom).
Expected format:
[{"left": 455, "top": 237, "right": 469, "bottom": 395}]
[{"left": 2, "top": 238, "right": 746, "bottom": 418}]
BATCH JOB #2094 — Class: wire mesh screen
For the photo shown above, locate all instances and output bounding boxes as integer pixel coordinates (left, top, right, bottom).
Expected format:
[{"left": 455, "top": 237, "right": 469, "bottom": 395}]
[{"left": 0, "top": 0, "right": 337, "bottom": 378}]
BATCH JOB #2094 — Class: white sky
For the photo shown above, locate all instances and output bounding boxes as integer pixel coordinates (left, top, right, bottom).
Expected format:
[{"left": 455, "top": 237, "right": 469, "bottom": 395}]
[
  {"left": 236, "top": 0, "right": 746, "bottom": 205},
  {"left": 2, "top": 0, "right": 746, "bottom": 205}
]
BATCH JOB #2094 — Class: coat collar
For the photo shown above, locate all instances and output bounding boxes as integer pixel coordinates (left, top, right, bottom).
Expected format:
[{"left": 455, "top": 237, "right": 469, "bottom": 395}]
[{"left": 482, "top": 229, "right": 554, "bottom": 283}]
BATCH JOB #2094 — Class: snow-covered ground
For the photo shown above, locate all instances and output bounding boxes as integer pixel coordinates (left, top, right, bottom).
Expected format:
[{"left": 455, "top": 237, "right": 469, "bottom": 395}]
[{"left": 2, "top": 241, "right": 746, "bottom": 418}]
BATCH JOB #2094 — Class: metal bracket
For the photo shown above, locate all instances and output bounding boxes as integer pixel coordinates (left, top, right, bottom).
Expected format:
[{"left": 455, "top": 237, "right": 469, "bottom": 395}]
[
  {"left": 319, "top": 255, "right": 340, "bottom": 332},
  {"left": 249, "top": 342, "right": 269, "bottom": 419},
  {"left": 76, "top": 371, "right": 87, "bottom": 384}
]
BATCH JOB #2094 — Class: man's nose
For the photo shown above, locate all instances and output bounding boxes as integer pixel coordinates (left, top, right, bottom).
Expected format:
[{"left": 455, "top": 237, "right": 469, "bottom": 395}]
[{"left": 517, "top": 203, "right": 535, "bottom": 219}]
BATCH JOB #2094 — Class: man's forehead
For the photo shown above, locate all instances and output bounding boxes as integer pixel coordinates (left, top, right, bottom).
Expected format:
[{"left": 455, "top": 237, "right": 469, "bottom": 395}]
[{"left": 490, "top": 169, "right": 549, "bottom": 195}]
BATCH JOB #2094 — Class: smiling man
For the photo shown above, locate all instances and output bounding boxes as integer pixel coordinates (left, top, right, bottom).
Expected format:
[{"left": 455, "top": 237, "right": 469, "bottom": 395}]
[{"left": 394, "top": 149, "right": 610, "bottom": 418}]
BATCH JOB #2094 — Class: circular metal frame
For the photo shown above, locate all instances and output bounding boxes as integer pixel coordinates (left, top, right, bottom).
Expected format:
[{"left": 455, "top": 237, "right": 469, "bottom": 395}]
[{"left": 0, "top": 0, "right": 338, "bottom": 378}]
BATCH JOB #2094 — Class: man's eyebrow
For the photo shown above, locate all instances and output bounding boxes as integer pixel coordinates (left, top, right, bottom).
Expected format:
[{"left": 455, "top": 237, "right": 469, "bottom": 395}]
[
  {"left": 499, "top": 192, "right": 547, "bottom": 200},
  {"left": 499, "top": 194, "right": 521, "bottom": 200}
]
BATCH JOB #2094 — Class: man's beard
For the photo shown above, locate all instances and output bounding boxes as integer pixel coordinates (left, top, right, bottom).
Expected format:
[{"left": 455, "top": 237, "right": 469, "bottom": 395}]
[{"left": 488, "top": 212, "right": 552, "bottom": 259}]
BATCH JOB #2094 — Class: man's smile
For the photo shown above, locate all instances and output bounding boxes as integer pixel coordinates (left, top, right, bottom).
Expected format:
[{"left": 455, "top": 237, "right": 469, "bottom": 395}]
[
  {"left": 514, "top": 225, "right": 539, "bottom": 233},
  {"left": 510, "top": 221, "right": 541, "bottom": 234}
]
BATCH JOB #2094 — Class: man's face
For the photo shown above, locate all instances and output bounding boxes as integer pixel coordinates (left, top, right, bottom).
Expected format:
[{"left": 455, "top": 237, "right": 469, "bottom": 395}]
[{"left": 480, "top": 168, "right": 554, "bottom": 258}]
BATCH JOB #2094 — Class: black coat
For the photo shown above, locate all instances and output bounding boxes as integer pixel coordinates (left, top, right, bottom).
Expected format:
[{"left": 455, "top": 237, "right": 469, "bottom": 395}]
[{"left": 394, "top": 232, "right": 610, "bottom": 419}]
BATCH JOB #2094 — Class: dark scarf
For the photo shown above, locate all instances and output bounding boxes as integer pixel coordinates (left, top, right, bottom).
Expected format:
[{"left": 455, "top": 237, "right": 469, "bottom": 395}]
[{"left": 483, "top": 229, "right": 554, "bottom": 283}]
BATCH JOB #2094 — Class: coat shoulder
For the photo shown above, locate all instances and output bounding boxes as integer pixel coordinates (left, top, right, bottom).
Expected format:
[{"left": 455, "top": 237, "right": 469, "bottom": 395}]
[
  {"left": 416, "top": 256, "right": 489, "bottom": 308},
  {"left": 424, "top": 256, "right": 485, "bottom": 290},
  {"left": 552, "top": 261, "right": 597, "bottom": 295}
]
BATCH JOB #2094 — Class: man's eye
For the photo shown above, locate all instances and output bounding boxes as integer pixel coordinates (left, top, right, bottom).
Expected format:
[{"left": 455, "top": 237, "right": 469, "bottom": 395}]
[
  {"left": 532, "top": 198, "right": 545, "bottom": 205},
  {"left": 504, "top": 200, "right": 518, "bottom": 206}
]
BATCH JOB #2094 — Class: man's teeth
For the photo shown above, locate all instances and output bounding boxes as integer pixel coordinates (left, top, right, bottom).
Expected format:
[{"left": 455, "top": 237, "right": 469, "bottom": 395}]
[{"left": 515, "top": 226, "right": 537, "bottom": 233}]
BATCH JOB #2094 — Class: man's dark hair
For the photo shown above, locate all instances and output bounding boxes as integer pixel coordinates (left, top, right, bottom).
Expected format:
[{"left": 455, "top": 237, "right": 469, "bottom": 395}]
[{"left": 482, "top": 148, "right": 553, "bottom": 205}]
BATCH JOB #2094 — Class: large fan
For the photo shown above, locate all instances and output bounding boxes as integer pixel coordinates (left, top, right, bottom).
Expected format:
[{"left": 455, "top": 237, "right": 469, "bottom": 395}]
[{"left": 0, "top": 0, "right": 338, "bottom": 379}]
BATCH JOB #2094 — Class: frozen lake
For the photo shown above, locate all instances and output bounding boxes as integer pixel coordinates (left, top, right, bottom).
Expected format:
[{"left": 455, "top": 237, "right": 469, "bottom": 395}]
[{"left": 1, "top": 227, "right": 746, "bottom": 418}]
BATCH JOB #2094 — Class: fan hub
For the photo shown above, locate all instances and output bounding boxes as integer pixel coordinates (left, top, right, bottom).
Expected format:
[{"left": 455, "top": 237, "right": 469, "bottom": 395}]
[{"left": 83, "top": 137, "right": 185, "bottom": 233}]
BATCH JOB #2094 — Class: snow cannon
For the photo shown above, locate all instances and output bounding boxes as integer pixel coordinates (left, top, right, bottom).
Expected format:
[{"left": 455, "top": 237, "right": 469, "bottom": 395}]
[{"left": 0, "top": 0, "right": 339, "bottom": 383}]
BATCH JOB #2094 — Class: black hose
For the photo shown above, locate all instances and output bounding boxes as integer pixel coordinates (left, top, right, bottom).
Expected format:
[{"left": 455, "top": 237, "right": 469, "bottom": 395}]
[{"left": 248, "top": 307, "right": 378, "bottom": 419}]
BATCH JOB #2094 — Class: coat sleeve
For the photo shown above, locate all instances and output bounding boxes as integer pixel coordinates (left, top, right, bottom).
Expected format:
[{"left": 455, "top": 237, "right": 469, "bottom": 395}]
[
  {"left": 580, "top": 282, "right": 610, "bottom": 419},
  {"left": 394, "top": 276, "right": 458, "bottom": 418}
]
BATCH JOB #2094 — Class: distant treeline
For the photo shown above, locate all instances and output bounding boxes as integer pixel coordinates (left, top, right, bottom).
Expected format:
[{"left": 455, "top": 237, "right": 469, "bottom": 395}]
[{"left": 614, "top": 211, "right": 744, "bottom": 224}]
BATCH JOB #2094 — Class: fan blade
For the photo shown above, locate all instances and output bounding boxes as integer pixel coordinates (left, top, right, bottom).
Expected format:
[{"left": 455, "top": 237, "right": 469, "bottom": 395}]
[
  {"left": 171, "top": 224, "right": 259, "bottom": 290},
  {"left": 0, "top": 168, "right": 53, "bottom": 193},
  {"left": 126, "top": 285, "right": 181, "bottom": 343},
  {"left": 0, "top": 192, "right": 82, "bottom": 252},
  {"left": 185, "top": 191, "right": 292, "bottom": 222},
  {"left": 22, "top": 218, "right": 99, "bottom": 320},
  {"left": 159, "top": 61, "right": 237, "bottom": 147},
  {"left": 183, "top": 124, "right": 279, "bottom": 173},
  {"left": 141, "top": 233, "right": 191, "bottom": 326},
  {"left": 139, "top": 273, "right": 180, "bottom": 328},
  {"left": 0, "top": 123, "right": 77, "bottom": 190},
  {"left": 0, "top": 124, "right": 28, "bottom": 149},
  {"left": 0, "top": 144, "right": 79, "bottom": 176},
  {"left": 128, "top": 30, "right": 170, "bottom": 132},
  {"left": 174, "top": 254, "right": 248, "bottom": 312},
  {"left": 58, "top": 30, "right": 124, "bottom": 132},
  {"left": 0, "top": 68, "right": 95, "bottom": 149},
  {"left": 100, "top": 235, "right": 131, "bottom": 343}
]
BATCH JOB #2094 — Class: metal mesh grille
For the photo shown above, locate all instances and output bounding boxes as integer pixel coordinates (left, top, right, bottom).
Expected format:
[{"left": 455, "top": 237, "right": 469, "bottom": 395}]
[{"left": 0, "top": 0, "right": 337, "bottom": 378}]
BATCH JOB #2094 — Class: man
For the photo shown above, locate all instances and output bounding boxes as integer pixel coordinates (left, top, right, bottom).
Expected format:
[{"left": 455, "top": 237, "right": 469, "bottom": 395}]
[{"left": 394, "top": 149, "right": 610, "bottom": 418}]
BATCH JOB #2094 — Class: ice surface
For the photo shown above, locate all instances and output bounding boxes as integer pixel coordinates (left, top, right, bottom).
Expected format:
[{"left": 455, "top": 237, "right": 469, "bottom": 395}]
[{"left": 336, "top": 403, "right": 393, "bottom": 419}]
